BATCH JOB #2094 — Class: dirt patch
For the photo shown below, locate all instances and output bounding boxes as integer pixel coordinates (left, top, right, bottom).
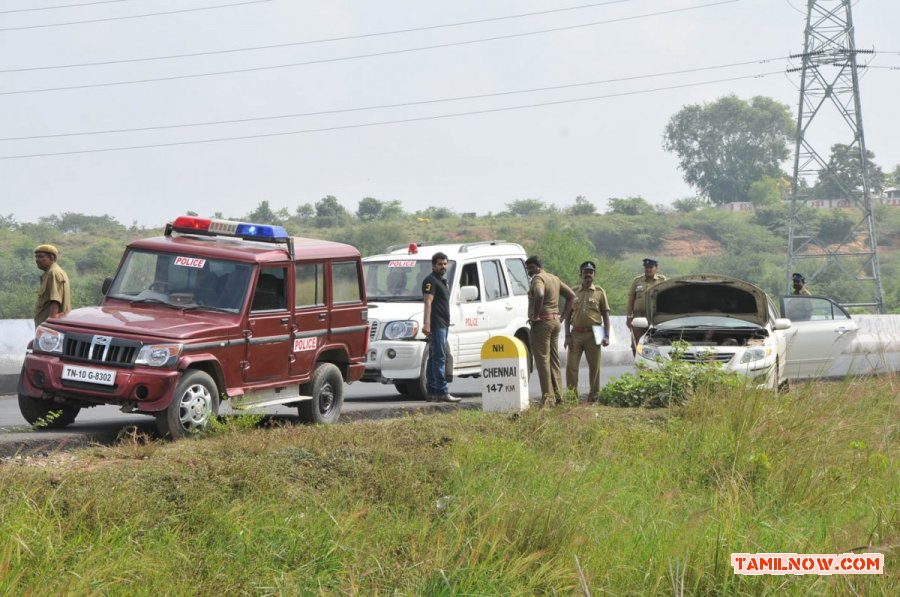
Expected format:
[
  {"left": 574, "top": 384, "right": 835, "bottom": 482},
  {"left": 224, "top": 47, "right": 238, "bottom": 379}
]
[{"left": 661, "top": 230, "right": 722, "bottom": 258}]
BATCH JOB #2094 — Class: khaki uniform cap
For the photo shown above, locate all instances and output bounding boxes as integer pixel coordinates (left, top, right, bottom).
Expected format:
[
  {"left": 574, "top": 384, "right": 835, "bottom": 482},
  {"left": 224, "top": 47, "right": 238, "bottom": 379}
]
[{"left": 34, "top": 244, "right": 60, "bottom": 256}]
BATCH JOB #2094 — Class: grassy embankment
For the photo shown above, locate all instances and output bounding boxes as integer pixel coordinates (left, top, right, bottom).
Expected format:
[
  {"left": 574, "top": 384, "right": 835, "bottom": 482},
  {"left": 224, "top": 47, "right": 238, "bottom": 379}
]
[{"left": 1, "top": 376, "right": 897, "bottom": 595}]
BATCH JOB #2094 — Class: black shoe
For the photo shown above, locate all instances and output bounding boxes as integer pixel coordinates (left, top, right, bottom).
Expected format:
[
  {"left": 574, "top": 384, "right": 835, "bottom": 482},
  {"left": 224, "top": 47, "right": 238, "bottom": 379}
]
[{"left": 434, "top": 394, "right": 461, "bottom": 403}]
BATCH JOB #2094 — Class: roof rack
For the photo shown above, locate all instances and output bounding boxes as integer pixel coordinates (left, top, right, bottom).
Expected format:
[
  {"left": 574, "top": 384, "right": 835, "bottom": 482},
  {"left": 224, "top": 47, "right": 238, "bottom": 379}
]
[{"left": 458, "top": 240, "right": 508, "bottom": 253}]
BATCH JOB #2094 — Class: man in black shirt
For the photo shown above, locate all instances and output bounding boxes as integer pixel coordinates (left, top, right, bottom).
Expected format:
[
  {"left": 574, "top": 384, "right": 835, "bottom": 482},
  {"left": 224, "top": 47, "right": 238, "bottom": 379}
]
[{"left": 422, "top": 251, "right": 460, "bottom": 403}]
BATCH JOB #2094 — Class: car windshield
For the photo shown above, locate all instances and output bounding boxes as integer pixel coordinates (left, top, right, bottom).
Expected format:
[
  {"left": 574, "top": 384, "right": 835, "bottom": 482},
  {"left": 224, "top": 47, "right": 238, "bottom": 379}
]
[
  {"left": 363, "top": 259, "right": 457, "bottom": 301},
  {"left": 108, "top": 249, "right": 253, "bottom": 313},
  {"left": 657, "top": 315, "right": 763, "bottom": 330}
]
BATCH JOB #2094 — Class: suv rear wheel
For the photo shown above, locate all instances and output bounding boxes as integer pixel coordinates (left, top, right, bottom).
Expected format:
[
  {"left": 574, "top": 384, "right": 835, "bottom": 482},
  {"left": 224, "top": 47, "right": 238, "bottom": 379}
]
[
  {"left": 298, "top": 363, "right": 344, "bottom": 424},
  {"left": 156, "top": 370, "right": 219, "bottom": 439}
]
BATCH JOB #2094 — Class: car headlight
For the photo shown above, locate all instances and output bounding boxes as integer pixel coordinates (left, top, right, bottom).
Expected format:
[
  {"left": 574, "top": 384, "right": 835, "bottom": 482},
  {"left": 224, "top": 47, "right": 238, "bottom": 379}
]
[
  {"left": 382, "top": 320, "right": 419, "bottom": 340},
  {"left": 135, "top": 343, "right": 183, "bottom": 367},
  {"left": 740, "top": 347, "right": 771, "bottom": 364},
  {"left": 35, "top": 326, "right": 64, "bottom": 354},
  {"left": 639, "top": 344, "right": 661, "bottom": 360}
]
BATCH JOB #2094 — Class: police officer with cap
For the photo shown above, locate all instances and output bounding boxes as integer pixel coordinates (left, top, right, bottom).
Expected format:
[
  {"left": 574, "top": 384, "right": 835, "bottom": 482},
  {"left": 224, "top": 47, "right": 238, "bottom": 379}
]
[
  {"left": 626, "top": 257, "right": 666, "bottom": 356},
  {"left": 564, "top": 260, "right": 610, "bottom": 402},
  {"left": 792, "top": 273, "right": 811, "bottom": 295},
  {"left": 33, "top": 243, "right": 72, "bottom": 326}
]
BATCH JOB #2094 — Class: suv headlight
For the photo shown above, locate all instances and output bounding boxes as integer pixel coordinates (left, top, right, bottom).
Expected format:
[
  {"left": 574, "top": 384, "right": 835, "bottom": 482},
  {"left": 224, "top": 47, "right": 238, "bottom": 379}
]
[
  {"left": 382, "top": 321, "right": 419, "bottom": 340},
  {"left": 740, "top": 347, "right": 770, "bottom": 364},
  {"left": 136, "top": 343, "right": 183, "bottom": 367},
  {"left": 35, "top": 326, "right": 64, "bottom": 354}
]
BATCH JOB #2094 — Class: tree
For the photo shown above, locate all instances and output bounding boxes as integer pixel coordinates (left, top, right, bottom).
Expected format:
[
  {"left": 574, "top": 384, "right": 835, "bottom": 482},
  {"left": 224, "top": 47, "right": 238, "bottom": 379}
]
[
  {"left": 671, "top": 196, "right": 708, "bottom": 213},
  {"left": 295, "top": 203, "right": 314, "bottom": 219},
  {"left": 314, "top": 196, "right": 351, "bottom": 228},
  {"left": 812, "top": 143, "right": 885, "bottom": 199},
  {"left": 886, "top": 164, "right": 900, "bottom": 189},
  {"left": 247, "top": 201, "right": 279, "bottom": 224},
  {"left": 748, "top": 175, "right": 787, "bottom": 207},
  {"left": 663, "top": 95, "right": 794, "bottom": 205},
  {"left": 505, "top": 198, "right": 548, "bottom": 217},
  {"left": 356, "top": 197, "right": 383, "bottom": 222},
  {"left": 606, "top": 196, "right": 653, "bottom": 216},
  {"left": 565, "top": 195, "right": 596, "bottom": 216}
]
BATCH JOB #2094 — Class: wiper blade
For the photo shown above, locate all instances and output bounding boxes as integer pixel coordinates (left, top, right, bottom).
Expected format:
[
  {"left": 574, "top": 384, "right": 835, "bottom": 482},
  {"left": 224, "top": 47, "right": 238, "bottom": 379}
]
[
  {"left": 181, "top": 305, "right": 236, "bottom": 314},
  {"left": 130, "top": 298, "right": 178, "bottom": 308}
]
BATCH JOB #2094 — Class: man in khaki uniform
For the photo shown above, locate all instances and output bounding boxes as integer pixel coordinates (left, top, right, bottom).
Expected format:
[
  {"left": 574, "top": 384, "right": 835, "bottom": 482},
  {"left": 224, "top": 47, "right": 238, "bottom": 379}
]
[
  {"left": 34, "top": 243, "right": 72, "bottom": 326},
  {"left": 792, "top": 273, "right": 812, "bottom": 295},
  {"left": 626, "top": 257, "right": 666, "bottom": 356},
  {"left": 526, "top": 256, "right": 575, "bottom": 406},
  {"left": 564, "top": 261, "right": 610, "bottom": 402}
]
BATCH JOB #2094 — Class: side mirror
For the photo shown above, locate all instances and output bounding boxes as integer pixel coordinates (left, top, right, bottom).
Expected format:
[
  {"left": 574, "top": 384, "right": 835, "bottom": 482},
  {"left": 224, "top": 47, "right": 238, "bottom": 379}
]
[
  {"left": 632, "top": 317, "right": 649, "bottom": 328},
  {"left": 101, "top": 277, "right": 113, "bottom": 295},
  {"left": 459, "top": 285, "right": 479, "bottom": 302},
  {"left": 774, "top": 318, "right": 792, "bottom": 330}
]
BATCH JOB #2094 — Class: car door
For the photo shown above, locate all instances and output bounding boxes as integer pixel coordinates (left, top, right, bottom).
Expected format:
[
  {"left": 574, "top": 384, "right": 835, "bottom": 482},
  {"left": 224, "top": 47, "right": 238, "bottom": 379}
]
[
  {"left": 481, "top": 258, "right": 516, "bottom": 334},
  {"left": 454, "top": 261, "right": 491, "bottom": 367},
  {"left": 780, "top": 295, "right": 858, "bottom": 379},
  {"left": 291, "top": 261, "right": 327, "bottom": 380},
  {"left": 245, "top": 266, "right": 292, "bottom": 383}
]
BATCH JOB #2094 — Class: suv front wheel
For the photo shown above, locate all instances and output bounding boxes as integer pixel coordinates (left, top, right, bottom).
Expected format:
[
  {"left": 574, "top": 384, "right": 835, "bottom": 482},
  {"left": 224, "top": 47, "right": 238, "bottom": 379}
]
[{"left": 156, "top": 370, "right": 219, "bottom": 439}]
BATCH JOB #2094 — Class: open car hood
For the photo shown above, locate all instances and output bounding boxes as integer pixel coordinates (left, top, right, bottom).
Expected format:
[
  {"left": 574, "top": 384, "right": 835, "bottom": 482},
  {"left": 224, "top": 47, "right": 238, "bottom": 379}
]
[{"left": 645, "top": 274, "right": 769, "bottom": 327}]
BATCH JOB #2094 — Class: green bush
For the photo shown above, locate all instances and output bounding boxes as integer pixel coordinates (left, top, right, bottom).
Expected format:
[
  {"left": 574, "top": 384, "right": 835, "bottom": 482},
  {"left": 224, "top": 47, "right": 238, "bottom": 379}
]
[{"left": 600, "top": 342, "right": 746, "bottom": 407}]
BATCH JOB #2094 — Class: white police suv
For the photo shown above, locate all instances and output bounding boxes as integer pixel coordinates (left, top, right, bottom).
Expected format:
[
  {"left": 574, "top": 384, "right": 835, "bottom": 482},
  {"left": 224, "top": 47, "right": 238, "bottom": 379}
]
[{"left": 362, "top": 241, "right": 532, "bottom": 399}]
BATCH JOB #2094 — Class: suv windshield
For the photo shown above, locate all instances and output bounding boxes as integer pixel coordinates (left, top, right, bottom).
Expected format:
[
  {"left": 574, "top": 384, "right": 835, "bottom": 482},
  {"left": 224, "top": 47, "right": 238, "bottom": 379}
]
[
  {"left": 363, "top": 259, "right": 456, "bottom": 302},
  {"left": 109, "top": 249, "right": 254, "bottom": 313}
]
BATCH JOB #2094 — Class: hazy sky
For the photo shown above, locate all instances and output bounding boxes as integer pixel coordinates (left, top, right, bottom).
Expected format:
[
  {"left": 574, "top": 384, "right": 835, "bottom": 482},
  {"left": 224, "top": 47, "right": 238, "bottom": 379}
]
[{"left": 1, "top": 0, "right": 897, "bottom": 227}]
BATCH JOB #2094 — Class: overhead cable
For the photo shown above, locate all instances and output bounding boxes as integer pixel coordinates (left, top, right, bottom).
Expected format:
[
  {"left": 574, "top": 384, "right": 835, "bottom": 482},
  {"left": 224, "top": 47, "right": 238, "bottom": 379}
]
[
  {"left": 0, "top": 0, "right": 272, "bottom": 32},
  {"left": 0, "top": 56, "right": 788, "bottom": 141},
  {"left": 0, "top": 0, "right": 631, "bottom": 72},
  {"left": 0, "top": 0, "right": 741, "bottom": 95},
  {"left": 0, "top": 70, "right": 783, "bottom": 160}
]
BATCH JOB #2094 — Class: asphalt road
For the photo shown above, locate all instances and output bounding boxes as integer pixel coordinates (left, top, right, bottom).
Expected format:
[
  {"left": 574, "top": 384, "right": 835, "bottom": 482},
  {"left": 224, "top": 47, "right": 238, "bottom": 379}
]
[{"left": 0, "top": 364, "right": 635, "bottom": 454}]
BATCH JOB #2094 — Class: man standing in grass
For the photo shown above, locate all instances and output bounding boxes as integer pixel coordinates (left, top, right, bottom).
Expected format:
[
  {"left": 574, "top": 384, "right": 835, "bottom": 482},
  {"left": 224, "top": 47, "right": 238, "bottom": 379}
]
[
  {"left": 626, "top": 257, "right": 666, "bottom": 356},
  {"left": 526, "top": 255, "right": 575, "bottom": 407},
  {"left": 565, "top": 261, "right": 610, "bottom": 402},
  {"left": 33, "top": 243, "right": 71, "bottom": 326},
  {"left": 422, "top": 251, "right": 460, "bottom": 403}
]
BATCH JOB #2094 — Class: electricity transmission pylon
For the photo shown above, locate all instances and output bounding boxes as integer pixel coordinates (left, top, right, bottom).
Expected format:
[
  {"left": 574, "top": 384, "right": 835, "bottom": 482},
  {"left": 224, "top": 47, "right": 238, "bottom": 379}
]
[{"left": 787, "top": 0, "right": 884, "bottom": 313}]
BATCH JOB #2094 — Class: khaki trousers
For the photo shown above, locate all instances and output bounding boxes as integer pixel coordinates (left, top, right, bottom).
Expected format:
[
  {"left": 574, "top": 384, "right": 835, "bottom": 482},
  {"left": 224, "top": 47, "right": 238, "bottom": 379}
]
[
  {"left": 566, "top": 329, "right": 601, "bottom": 400},
  {"left": 531, "top": 318, "right": 562, "bottom": 404}
]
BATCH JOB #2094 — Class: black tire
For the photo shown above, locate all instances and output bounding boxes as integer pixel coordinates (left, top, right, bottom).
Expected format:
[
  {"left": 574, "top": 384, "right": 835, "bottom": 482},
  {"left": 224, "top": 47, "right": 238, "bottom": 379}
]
[
  {"left": 156, "top": 370, "right": 219, "bottom": 439},
  {"left": 298, "top": 363, "right": 344, "bottom": 424},
  {"left": 18, "top": 394, "right": 80, "bottom": 429},
  {"left": 394, "top": 382, "right": 410, "bottom": 396}
]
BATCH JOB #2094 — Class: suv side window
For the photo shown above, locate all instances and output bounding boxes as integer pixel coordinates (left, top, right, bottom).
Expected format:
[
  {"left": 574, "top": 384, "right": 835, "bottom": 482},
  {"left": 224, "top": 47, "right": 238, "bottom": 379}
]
[
  {"left": 251, "top": 267, "right": 287, "bottom": 312},
  {"left": 333, "top": 260, "right": 363, "bottom": 304},
  {"left": 295, "top": 262, "right": 324, "bottom": 308},
  {"left": 505, "top": 258, "right": 529, "bottom": 296},
  {"left": 482, "top": 260, "right": 509, "bottom": 300},
  {"left": 459, "top": 263, "right": 481, "bottom": 300}
]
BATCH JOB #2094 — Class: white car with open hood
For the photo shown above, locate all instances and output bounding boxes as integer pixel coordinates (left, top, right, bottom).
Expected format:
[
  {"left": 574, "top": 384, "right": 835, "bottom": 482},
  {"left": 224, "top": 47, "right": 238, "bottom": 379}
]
[{"left": 632, "top": 274, "right": 858, "bottom": 388}]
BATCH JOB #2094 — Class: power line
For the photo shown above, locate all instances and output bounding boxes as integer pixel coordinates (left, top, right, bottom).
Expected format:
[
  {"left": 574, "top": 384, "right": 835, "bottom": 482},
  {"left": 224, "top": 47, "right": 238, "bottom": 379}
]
[
  {"left": 0, "top": 70, "right": 783, "bottom": 160},
  {"left": 0, "top": 0, "right": 631, "bottom": 72},
  {"left": 0, "top": 56, "right": 788, "bottom": 141},
  {"left": 0, "top": 0, "right": 140, "bottom": 15},
  {"left": 0, "top": 0, "right": 272, "bottom": 32},
  {"left": 0, "top": 0, "right": 741, "bottom": 96}
]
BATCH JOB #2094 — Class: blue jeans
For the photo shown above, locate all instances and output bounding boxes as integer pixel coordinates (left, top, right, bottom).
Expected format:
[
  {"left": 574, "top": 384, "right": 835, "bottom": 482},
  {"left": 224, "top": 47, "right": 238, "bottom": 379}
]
[{"left": 425, "top": 326, "right": 449, "bottom": 396}]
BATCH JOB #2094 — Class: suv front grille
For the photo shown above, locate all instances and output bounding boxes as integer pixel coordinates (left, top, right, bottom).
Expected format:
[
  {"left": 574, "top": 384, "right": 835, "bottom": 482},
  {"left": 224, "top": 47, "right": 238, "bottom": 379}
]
[
  {"left": 63, "top": 332, "right": 141, "bottom": 366},
  {"left": 369, "top": 320, "right": 380, "bottom": 341}
]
